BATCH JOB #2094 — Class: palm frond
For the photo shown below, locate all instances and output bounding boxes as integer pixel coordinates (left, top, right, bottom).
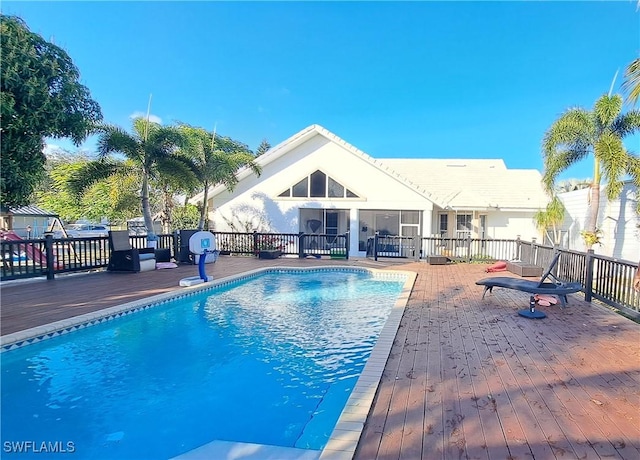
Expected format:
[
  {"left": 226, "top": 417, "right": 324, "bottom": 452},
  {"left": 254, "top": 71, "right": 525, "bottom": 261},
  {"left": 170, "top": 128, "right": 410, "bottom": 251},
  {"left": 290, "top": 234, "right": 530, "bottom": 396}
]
[
  {"left": 67, "top": 159, "right": 124, "bottom": 196},
  {"left": 622, "top": 58, "right": 640, "bottom": 106},
  {"left": 593, "top": 94, "right": 623, "bottom": 129},
  {"left": 627, "top": 155, "right": 640, "bottom": 188},
  {"left": 143, "top": 126, "right": 183, "bottom": 170},
  {"left": 541, "top": 108, "right": 594, "bottom": 191},
  {"left": 612, "top": 109, "right": 640, "bottom": 139},
  {"left": 97, "top": 124, "right": 142, "bottom": 162},
  {"left": 132, "top": 117, "right": 160, "bottom": 140},
  {"left": 155, "top": 156, "right": 199, "bottom": 191},
  {"left": 595, "top": 131, "right": 627, "bottom": 200}
]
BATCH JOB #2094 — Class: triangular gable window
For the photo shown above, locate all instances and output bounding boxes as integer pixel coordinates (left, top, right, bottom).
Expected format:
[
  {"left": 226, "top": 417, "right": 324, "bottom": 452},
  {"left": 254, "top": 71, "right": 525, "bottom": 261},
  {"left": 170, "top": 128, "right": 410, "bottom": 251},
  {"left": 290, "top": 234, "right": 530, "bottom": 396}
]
[{"left": 278, "top": 170, "right": 359, "bottom": 198}]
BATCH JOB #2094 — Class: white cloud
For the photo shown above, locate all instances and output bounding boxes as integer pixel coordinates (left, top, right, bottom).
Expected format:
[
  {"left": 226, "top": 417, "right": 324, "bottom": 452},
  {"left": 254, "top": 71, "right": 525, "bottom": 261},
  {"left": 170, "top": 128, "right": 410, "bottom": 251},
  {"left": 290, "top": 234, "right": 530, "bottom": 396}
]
[
  {"left": 129, "top": 111, "right": 163, "bottom": 124},
  {"left": 42, "top": 135, "right": 100, "bottom": 157}
]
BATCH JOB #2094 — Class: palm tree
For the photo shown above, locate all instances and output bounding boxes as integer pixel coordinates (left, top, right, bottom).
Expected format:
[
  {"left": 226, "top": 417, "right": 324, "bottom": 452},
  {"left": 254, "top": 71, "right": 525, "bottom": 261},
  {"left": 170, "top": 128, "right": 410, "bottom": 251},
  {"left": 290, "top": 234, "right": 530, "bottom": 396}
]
[
  {"left": 178, "top": 125, "right": 261, "bottom": 230},
  {"left": 533, "top": 196, "right": 566, "bottom": 246},
  {"left": 542, "top": 94, "right": 640, "bottom": 248},
  {"left": 70, "top": 117, "right": 195, "bottom": 238}
]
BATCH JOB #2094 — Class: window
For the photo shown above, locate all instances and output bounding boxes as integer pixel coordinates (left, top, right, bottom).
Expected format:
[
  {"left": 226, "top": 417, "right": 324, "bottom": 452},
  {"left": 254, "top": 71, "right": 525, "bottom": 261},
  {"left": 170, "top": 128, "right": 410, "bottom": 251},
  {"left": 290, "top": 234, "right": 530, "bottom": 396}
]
[
  {"left": 300, "top": 209, "right": 349, "bottom": 245},
  {"left": 278, "top": 170, "right": 359, "bottom": 198},
  {"left": 401, "top": 211, "right": 420, "bottom": 225},
  {"left": 328, "top": 177, "right": 344, "bottom": 198},
  {"left": 439, "top": 214, "right": 448, "bottom": 237},
  {"left": 358, "top": 209, "right": 420, "bottom": 251},
  {"left": 456, "top": 214, "right": 472, "bottom": 239},
  {"left": 292, "top": 178, "right": 308, "bottom": 197},
  {"left": 310, "top": 171, "right": 326, "bottom": 197}
]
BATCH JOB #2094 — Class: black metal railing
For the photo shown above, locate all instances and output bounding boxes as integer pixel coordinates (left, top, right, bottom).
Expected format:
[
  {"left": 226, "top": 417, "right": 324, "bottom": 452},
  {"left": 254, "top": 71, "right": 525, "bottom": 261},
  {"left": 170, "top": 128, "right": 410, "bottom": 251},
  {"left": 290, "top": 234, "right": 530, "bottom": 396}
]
[
  {"left": 1, "top": 231, "right": 350, "bottom": 280},
  {"left": 589, "top": 255, "right": 640, "bottom": 312},
  {"left": 214, "top": 231, "right": 350, "bottom": 258},
  {"left": 366, "top": 235, "right": 418, "bottom": 260},
  {"left": 512, "top": 241, "right": 640, "bottom": 317},
  {"left": 1, "top": 232, "right": 638, "bottom": 317}
]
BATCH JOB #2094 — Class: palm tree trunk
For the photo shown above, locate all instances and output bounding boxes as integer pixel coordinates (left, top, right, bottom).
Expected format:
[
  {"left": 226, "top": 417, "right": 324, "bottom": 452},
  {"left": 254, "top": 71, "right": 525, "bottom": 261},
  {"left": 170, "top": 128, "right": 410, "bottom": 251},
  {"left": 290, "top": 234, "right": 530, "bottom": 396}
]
[
  {"left": 584, "top": 161, "right": 601, "bottom": 249},
  {"left": 585, "top": 184, "right": 600, "bottom": 234},
  {"left": 141, "top": 171, "right": 155, "bottom": 236},
  {"left": 197, "top": 182, "right": 209, "bottom": 230}
]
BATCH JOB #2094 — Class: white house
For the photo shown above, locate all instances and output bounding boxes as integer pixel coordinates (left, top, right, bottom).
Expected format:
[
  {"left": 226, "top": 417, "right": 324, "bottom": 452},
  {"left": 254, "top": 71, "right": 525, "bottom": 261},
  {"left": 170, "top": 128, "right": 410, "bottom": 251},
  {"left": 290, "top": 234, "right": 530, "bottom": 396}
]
[
  {"left": 558, "top": 182, "right": 639, "bottom": 262},
  {"left": 191, "top": 124, "right": 549, "bottom": 257}
]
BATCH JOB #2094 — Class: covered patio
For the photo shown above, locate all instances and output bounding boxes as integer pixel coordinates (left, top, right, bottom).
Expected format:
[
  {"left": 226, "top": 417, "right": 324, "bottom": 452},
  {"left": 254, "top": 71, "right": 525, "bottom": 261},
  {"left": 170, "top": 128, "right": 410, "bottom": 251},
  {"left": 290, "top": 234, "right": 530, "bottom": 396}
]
[{"left": 2, "top": 257, "right": 638, "bottom": 459}]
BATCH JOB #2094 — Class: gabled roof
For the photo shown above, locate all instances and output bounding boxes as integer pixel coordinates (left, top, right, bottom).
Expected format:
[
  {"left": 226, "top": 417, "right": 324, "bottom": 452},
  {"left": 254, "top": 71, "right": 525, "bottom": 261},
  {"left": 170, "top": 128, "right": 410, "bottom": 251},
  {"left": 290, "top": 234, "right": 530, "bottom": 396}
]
[
  {"left": 193, "top": 125, "right": 549, "bottom": 211},
  {"left": 380, "top": 159, "right": 548, "bottom": 210},
  {"left": 2, "top": 205, "right": 58, "bottom": 217},
  {"left": 193, "top": 124, "right": 445, "bottom": 207}
]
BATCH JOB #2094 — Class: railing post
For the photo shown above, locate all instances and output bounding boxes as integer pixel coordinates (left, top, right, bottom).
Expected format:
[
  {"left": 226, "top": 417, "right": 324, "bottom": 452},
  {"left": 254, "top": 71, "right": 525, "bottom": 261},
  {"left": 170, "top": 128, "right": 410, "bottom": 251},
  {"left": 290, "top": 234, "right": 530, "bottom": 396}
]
[
  {"left": 345, "top": 231, "right": 350, "bottom": 260},
  {"left": 584, "top": 249, "right": 594, "bottom": 302},
  {"left": 298, "top": 232, "right": 305, "bottom": 258},
  {"left": 173, "top": 231, "right": 179, "bottom": 261},
  {"left": 253, "top": 231, "right": 259, "bottom": 256},
  {"left": 374, "top": 232, "right": 379, "bottom": 261},
  {"left": 44, "top": 233, "right": 55, "bottom": 280}
]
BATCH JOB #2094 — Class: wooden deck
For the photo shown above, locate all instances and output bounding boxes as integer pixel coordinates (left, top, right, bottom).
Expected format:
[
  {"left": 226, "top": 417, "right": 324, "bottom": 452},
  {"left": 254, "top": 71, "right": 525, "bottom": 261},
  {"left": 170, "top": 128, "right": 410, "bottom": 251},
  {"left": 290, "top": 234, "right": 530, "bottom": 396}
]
[{"left": 2, "top": 257, "right": 639, "bottom": 459}]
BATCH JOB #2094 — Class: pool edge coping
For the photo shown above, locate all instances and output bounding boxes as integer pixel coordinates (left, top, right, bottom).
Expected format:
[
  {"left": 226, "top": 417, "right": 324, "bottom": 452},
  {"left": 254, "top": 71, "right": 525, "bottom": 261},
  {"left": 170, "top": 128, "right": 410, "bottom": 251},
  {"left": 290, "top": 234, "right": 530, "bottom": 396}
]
[
  {"left": 1, "top": 265, "right": 418, "bottom": 460},
  {"left": 319, "top": 268, "right": 417, "bottom": 459}
]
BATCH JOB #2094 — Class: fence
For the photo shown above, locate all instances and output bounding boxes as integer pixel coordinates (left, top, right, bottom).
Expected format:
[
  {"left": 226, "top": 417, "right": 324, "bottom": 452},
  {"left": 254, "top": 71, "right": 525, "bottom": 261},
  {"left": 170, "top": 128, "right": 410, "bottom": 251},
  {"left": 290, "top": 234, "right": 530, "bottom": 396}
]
[
  {"left": 1, "top": 232, "right": 638, "bottom": 317},
  {"left": 421, "top": 235, "right": 518, "bottom": 262},
  {"left": 214, "top": 231, "right": 349, "bottom": 259},
  {"left": 0, "top": 231, "right": 349, "bottom": 281},
  {"left": 365, "top": 234, "right": 639, "bottom": 318}
]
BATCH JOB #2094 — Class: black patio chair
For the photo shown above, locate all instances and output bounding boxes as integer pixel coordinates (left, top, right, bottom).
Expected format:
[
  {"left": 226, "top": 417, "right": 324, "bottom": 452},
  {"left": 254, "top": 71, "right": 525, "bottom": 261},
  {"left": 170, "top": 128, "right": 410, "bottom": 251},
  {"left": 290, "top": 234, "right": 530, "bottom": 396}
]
[{"left": 107, "top": 230, "right": 156, "bottom": 272}]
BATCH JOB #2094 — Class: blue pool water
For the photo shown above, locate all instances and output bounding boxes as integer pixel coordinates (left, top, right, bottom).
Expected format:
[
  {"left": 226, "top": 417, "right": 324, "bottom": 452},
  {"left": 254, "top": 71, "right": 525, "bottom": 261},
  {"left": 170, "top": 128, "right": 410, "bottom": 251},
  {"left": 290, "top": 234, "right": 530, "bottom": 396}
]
[{"left": 1, "top": 269, "right": 405, "bottom": 459}]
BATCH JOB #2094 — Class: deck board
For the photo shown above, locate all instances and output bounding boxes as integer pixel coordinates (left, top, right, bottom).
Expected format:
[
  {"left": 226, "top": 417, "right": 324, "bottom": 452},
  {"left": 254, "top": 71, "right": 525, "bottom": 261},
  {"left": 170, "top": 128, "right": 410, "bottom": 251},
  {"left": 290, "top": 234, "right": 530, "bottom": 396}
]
[{"left": 2, "top": 257, "right": 639, "bottom": 459}]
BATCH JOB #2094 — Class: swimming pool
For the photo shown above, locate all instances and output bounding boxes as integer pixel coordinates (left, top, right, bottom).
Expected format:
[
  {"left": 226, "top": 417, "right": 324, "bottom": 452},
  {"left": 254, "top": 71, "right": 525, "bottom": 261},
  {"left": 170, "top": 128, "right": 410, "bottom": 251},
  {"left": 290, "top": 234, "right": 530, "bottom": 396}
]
[{"left": 1, "top": 267, "right": 414, "bottom": 459}]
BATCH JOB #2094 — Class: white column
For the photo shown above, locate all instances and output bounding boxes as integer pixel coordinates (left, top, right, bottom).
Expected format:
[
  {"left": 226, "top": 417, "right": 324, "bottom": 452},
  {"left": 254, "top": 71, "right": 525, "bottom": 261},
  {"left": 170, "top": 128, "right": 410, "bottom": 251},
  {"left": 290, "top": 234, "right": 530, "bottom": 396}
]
[{"left": 349, "top": 208, "right": 359, "bottom": 256}]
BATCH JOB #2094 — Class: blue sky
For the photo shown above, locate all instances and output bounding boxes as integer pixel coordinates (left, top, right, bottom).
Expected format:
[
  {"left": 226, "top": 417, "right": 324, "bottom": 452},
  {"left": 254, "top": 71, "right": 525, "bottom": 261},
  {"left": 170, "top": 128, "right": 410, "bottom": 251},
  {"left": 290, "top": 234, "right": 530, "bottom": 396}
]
[{"left": 4, "top": 1, "right": 639, "bottom": 181}]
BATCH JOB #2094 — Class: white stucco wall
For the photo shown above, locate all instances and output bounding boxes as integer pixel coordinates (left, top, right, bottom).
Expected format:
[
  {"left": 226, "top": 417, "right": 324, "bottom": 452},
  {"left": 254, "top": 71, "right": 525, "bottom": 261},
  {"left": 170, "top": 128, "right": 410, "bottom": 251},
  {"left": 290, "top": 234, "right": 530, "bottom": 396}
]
[
  {"left": 428, "top": 211, "right": 541, "bottom": 241},
  {"left": 209, "top": 134, "right": 433, "bottom": 234},
  {"left": 558, "top": 183, "right": 639, "bottom": 262},
  {"left": 482, "top": 211, "right": 541, "bottom": 241},
  {"left": 200, "top": 128, "right": 550, "bottom": 257}
]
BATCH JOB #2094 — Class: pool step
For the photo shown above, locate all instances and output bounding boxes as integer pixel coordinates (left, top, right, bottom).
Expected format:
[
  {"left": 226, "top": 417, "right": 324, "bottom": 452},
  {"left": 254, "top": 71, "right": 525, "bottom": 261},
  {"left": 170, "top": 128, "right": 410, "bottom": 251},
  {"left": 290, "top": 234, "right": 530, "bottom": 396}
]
[{"left": 172, "top": 439, "right": 321, "bottom": 460}]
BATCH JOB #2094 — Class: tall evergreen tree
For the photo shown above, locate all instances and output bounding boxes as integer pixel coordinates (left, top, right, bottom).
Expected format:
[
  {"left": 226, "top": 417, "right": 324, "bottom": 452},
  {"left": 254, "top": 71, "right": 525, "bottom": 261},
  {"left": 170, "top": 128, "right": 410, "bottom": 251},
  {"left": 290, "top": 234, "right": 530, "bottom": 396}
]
[
  {"left": 0, "top": 15, "right": 102, "bottom": 208},
  {"left": 255, "top": 139, "right": 271, "bottom": 157}
]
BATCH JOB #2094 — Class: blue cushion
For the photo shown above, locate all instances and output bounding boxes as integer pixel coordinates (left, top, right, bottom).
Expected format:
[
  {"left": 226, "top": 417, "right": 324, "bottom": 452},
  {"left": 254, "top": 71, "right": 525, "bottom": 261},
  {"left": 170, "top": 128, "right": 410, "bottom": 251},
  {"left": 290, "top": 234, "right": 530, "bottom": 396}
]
[{"left": 139, "top": 253, "right": 155, "bottom": 261}]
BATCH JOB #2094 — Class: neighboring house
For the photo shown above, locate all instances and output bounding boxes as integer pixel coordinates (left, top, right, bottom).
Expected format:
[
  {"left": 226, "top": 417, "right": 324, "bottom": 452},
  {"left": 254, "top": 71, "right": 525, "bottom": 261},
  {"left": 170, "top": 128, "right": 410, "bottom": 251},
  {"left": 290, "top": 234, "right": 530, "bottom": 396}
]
[
  {"left": 191, "top": 125, "right": 549, "bottom": 257},
  {"left": 0, "top": 205, "right": 59, "bottom": 238},
  {"left": 558, "top": 181, "right": 639, "bottom": 262}
]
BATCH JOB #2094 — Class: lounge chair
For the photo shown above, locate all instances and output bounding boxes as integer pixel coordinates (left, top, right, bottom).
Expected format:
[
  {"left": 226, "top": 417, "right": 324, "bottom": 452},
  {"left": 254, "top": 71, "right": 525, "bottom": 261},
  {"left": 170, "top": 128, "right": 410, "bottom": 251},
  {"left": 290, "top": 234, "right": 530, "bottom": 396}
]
[
  {"left": 107, "top": 230, "right": 156, "bottom": 272},
  {"left": 476, "top": 252, "right": 582, "bottom": 308}
]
